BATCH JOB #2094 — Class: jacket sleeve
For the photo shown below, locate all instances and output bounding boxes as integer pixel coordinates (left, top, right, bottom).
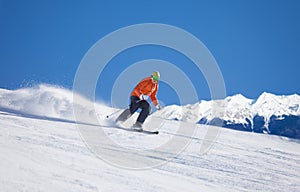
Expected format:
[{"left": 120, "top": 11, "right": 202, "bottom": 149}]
[{"left": 150, "top": 83, "right": 159, "bottom": 106}]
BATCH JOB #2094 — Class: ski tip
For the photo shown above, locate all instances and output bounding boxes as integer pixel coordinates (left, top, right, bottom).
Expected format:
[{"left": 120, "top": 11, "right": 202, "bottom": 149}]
[
  {"left": 148, "top": 131, "right": 159, "bottom": 134},
  {"left": 137, "top": 130, "right": 159, "bottom": 134}
]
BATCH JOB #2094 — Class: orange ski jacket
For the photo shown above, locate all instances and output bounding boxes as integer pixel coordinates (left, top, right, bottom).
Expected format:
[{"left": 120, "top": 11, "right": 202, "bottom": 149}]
[{"left": 131, "top": 77, "right": 159, "bottom": 106}]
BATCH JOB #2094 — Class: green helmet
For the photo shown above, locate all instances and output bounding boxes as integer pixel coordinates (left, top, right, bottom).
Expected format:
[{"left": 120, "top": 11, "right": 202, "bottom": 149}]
[{"left": 152, "top": 71, "right": 160, "bottom": 81}]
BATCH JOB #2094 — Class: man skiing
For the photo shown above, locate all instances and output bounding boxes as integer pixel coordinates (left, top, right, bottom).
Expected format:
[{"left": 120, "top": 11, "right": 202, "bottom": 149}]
[{"left": 115, "top": 71, "right": 162, "bottom": 131}]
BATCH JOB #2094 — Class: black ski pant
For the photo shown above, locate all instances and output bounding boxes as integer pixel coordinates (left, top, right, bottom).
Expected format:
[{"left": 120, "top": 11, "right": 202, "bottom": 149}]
[{"left": 130, "top": 96, "right": 151, "bottom": 124}]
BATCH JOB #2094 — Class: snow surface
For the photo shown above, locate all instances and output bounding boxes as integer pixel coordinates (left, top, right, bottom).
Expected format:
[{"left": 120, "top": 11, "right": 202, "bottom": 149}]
[{"left": 0, "top": 85, "right": 300, "bottom": 191}]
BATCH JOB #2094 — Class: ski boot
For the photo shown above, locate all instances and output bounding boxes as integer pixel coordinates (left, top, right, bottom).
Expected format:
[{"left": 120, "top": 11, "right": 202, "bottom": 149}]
[{"left": 132, "top": 121, "right": 143, "bottom": 132}]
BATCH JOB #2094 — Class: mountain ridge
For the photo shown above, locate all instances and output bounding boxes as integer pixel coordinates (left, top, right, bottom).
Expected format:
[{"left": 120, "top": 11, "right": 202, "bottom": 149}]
[{"left": 156, "top": 92, "right": 300, "bottom": 139}]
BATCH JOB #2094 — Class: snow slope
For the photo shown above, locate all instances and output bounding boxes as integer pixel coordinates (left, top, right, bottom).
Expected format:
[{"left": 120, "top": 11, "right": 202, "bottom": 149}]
[{"left": 0, "top": 85, "right": 300, "bottom": 191}]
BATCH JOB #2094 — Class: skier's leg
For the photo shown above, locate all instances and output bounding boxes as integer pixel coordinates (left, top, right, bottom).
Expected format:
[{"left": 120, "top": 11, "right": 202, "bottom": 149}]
[
  {"left": 136, "top": 100, "right": 151, "bottom": 124},
  {"left": 129, "top": 96, "right": 140, "bottom": 114},
  {"left": 115, "top": 108, "right": 132, "bottom": 122},
  {"left": 115, "top": 96, "right": 139, "bottom": 122}
]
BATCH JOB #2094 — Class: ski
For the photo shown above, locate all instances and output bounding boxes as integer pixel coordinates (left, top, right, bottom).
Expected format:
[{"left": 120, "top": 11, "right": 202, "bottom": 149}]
[
  {"left": 113, "top": 123, "right": 159, "bottom": 135},
  {"left": 132, "top": 129, "right": 159, "bottom": 134}
]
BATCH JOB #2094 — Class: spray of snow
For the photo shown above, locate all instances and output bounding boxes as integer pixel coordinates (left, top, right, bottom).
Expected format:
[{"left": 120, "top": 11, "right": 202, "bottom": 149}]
[{"left": 0, "top": 84, "right": 115, "bottom": 122}]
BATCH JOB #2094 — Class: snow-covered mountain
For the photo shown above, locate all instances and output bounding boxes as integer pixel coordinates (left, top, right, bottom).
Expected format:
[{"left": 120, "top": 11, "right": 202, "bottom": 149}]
[
  {"left": 0, "top": 84, "right": 299, "bottom": 191},
  {"left": 156, "top": 92, "right": 300, "bottom": 139}
]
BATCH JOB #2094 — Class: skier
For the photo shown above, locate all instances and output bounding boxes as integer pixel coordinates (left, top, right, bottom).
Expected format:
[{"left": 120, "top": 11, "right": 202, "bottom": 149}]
[{"left": 115, "top": 71, "right": 162, "bottom": 131}]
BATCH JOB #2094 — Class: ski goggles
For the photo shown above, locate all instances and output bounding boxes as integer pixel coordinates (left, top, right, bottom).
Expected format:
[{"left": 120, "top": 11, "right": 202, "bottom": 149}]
[{"left": 152, "top": 75, "right": 159, "bottom": 81}]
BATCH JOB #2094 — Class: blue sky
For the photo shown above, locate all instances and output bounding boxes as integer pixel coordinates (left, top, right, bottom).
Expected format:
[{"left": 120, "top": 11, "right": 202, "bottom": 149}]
[{"left": 1, "top": 0, "right": 300, "bottom": 107}]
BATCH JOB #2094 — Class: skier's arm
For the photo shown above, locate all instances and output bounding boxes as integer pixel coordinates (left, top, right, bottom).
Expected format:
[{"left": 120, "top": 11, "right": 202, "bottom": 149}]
[{"left": 150, "top": 84, "right": 159, "bottom": 106}]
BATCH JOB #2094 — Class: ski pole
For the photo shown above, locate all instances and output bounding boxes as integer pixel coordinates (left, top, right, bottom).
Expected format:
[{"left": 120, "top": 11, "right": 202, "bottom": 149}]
[{"left": 106, "top": 108, "right": 124, "bottom": 119}]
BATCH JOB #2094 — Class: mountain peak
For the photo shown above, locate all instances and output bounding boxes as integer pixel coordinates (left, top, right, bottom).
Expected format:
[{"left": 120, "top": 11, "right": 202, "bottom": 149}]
[
  {"left": 258, "top": 91, "right": 276, "bottom": 99},
  {"left": 225, "top": 93, "right": 253, "bottom": 104}
]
